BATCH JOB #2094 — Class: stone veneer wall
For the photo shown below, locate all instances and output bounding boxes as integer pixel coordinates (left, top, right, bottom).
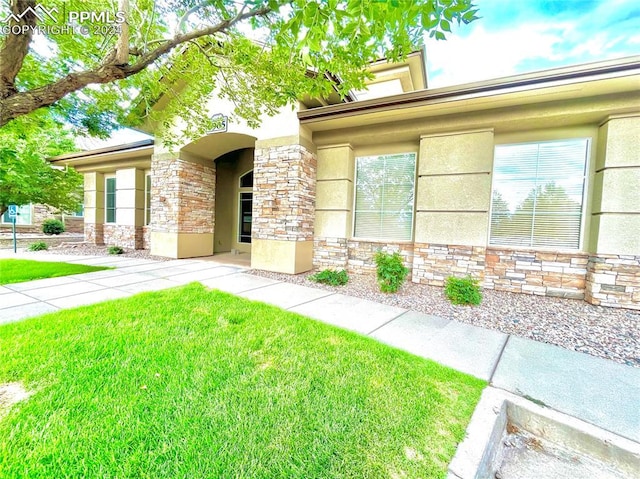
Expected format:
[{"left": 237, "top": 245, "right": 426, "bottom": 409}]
[
  {"left": 313, "top": 239, "right": 640, "bottom": 308},
  {"left": 85, "top": 223, "right": 104, "bottom": 244},
  {"left": 63, "top": 216, "right": 84, "bottom": 234},
  {"left": 412, "top": 243, "right": 486, "bottom": 287},
  {"left": 151, "top": 156, "right": 216, "bottom": 234},
  {"left": 253, "top": 144, "right": 316, "bottom": 241},
  {"left": 312, "top": 238, "right": 413, "bottom": 274},
  {"left": 313, "top": 237, "right": 348, "bottom": 269},
  {"left": 142, "top": 226, "right": 150, "bottom": 249},
  {"left": 484, "top": 248, "right": 588, "bottom": 299},
  {"left": 103, "top": 224, "right": 144, "bottom": 250},
  {"left": 347, "top": 240, "right": 414, "bottom": 274},
  {"left": 585, "top": 254, "right": 640, "bottom": 310}
]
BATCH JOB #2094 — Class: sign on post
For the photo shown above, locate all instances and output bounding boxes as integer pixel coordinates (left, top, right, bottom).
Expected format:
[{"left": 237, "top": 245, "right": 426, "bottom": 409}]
[{"left": 8, "top": 204, "right": 18, "bottom": 253}]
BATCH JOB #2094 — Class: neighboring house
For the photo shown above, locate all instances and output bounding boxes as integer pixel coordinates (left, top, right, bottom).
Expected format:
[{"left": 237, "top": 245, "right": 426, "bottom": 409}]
[
  {"left": 0, "top": 204, "right": 84, "bottom": 234},
  {"left": 50, "top": 52, "right": 640, "bottom": 310}
]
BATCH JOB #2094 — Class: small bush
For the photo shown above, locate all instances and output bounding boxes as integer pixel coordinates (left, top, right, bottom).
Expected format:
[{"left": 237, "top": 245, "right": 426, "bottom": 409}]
[
  {"left": 28, "top": 241, "right": 48, "bottom": 251},
  {"left": 107, "top": 246, "right": 124, "bottom": 255},
  {"left": 444, "top": 276, "right": 482, "bottom": 305},
  {"left": 42, "top": 219, "right": 65, "bottom": 235},
  {"left": 374, "top": 251, "right": 409, "bottom": 293},
  {"left": 309, "top": 269, "right": 349, "bottom": 286}
]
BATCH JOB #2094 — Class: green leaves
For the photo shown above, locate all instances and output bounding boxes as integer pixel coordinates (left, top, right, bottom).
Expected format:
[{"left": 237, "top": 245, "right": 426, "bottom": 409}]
[
  {"left": 444, "top": 276, "right": 482, "bottom": 305},
  {"left": 309, "top": 269, "right": 349, "bottom": 286},
  {"left": 2, "top": 0, "right": 479, "bottom": 142},
  {"left": 0, "top": 112, "right": 82, "bottom": 216},
  {"left": 374, "top": 251, "right": 409, "bottom": 294}
]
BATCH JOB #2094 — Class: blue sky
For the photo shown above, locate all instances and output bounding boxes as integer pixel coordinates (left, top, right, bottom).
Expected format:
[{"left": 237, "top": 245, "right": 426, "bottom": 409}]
[{"left": 425, "top": 0, "right": 640, "bottom": 87}]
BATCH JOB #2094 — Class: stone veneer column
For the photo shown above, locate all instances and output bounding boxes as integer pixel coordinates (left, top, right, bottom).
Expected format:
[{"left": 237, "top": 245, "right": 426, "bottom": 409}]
[
  {"left": 150, "top": 153, "right": 216, "bottom": 258},
  {"left": 251, "top": 138, "right": 317, "bottom": 274},
  {"left": 83, "top": 172, "right": 104, "bottom": 244},
  {"left": 312, "top": 144, "right": 353, "bottom": 269},
  {"left": 586, "top": 114, "right": 640, "bottom": 309},
  {"left": 412, "top": 129, "right": 494, "bottom": 285}
]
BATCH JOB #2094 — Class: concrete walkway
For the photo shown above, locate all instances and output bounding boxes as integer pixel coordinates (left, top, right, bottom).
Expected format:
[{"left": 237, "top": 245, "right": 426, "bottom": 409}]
[{"left": 1, "top": 252, "right": 639, "bottom": 444}]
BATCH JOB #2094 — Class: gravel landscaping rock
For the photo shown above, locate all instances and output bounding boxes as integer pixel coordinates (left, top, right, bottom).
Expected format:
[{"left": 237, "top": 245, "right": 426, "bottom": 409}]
[
  {"left": 250, "top": 269, "right": 640, "bottom": 368},
  {"left": 27, "top": 243, "right": 170, "bottom": 261}
]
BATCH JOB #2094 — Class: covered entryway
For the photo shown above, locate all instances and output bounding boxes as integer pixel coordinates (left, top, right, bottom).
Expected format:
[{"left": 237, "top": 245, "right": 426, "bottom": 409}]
[
  {"left": 213, "top": 148, "right": 254, "bottom": 257},
  {"left": 150, "top": 132, "right": 256, "bottom": 259}
]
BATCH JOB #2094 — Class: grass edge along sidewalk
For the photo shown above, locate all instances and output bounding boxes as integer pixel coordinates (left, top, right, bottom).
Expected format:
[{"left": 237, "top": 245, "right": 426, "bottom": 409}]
[
  {"left": 0, "top": 259, "right": 111, "bottom": 285},
  {"left": 0, "top": 283, "right": 484, "bottom": 478}
]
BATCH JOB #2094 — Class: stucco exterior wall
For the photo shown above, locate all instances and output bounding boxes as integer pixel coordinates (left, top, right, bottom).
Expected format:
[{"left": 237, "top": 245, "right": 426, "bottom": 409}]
[
  {"left": 309, "top": 113, "right": 638, "bottom": 308},
  {"left": 82, "top": 169, "right": 148, "bottom": 249},
  {"left": 83, "top": 171, "right": 105, "bottom": 244},
  {"left": 415, "top": 129, "right": 493, "bottom": 246},
  {"left": 585, "top": 114, "right": 640, "bottom": 309}
]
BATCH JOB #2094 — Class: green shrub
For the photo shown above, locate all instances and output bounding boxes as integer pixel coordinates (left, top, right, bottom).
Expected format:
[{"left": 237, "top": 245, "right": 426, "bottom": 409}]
[
  {"left": 42, "top": 219, "right": 65, "bottom": 235},
  {"left": 373, "top": 251, "right": 409, "bottom": 293},
  {"left": 309, "top": 269, "right": 349, "bottom": 286},
  {"left": 28, "top": 241, "right": 48, "bottom": 251},
  {"left": 107, "top": 246, "right": 124, "bottom": 255},
  {"left": 444, "top": 276, "right": 482, "bottom": 305}
]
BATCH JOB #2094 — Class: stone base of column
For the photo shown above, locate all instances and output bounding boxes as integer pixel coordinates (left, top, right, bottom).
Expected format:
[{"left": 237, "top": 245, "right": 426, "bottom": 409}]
[
  {"left": 585, "top": 254, "right": 640, "bottom": 310},
  {"left": 85, "top": 223, "right": 104, "bottom": 245},
  {"left": 251, "top": 239, "right": 313, "bottom": 274},
  {"left": 150, "top": 232, "right": 214, "bottom": 258}
]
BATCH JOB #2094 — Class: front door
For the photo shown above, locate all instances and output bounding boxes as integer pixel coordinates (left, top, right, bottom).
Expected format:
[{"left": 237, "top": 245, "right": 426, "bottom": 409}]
[{"left": 239, "top": 192, "right": 252, "bottom": 244}]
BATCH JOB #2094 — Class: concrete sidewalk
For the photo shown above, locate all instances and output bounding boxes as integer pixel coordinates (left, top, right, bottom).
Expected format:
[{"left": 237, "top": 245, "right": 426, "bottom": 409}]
[{"left": 1, "top": 251, "right": 639, "bottom": 444}]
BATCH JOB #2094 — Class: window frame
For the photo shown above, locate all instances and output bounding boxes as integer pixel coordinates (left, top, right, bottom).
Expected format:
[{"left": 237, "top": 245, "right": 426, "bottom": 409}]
[
  {"left": 105, "top": 175, "right": 117, "bottom": 224},
  {"left": 144, "top": 173, "right": 151, "bottom": 226},
  {"left": 488, "top": 138, "right": 591, "bottom": 251},
  {"left": 351, "top": 152, "right": 417, "bottom": 242},
  {"left": 237, "top": 169, "right": 253, "bottom": 244}
]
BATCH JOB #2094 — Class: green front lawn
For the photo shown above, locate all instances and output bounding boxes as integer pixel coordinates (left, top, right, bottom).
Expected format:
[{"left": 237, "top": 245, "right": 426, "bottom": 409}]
[
  {"left": 0, "top": 259, "right": 110, "bottom": 285},
  {"left": 0, "top": 284, "right": 484, "bottom": 478}
]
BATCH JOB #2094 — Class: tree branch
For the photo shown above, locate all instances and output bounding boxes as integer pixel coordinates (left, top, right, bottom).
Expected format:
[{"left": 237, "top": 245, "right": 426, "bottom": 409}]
[
  {"left": 0, "top": 0, "right": 37, "bottom": 99},
  {"left": 0, "top": 4, "right": 272, "bottom": 127}
]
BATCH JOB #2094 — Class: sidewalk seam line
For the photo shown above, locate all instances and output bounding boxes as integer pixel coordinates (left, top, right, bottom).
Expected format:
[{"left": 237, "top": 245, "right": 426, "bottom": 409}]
[
  {"left": 212, "top": 280, "right": 284, "bottom": 295},
  {"left": 15, "top": 285, "right": 110, "bottom": 303},
  {"left": 284, "top": 292, "right": 336, "bottom": 311},
  {"left": 488, "top": 334, "right": 511, "bottom": 384},
  {"left": 3, "top": 276, "right": 84, "bottom": 293},
  {"left": 366, "top": 310, "right": 410, "bottom": 336}
]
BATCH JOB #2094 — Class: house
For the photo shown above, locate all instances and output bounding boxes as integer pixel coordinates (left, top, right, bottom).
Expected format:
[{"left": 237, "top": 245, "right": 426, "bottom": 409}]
[{"left": 50, "top": 52, "right": 640, "bottom": 310}]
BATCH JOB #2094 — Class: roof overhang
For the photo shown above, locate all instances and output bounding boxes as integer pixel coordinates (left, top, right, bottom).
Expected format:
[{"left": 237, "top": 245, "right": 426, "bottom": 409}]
[
  {"left": 298, "top": 56, "right": 640, "bottom": 133},
  {"left": 49, "top": 139, "right": 154, "bottom": 172}
]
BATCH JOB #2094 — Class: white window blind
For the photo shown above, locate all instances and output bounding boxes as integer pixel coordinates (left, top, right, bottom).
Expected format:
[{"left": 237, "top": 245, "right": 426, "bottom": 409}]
[
  {"left": 354, "top": 153, "right": 416, "bottom": 241},
  {"left": 490, "top": 139, "right": 589, "bottom": 249}
]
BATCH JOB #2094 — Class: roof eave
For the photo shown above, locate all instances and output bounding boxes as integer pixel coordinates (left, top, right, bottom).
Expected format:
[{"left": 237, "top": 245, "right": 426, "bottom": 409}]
[{"left": 298, "top": 56, "right": 640, "bottom": 123}]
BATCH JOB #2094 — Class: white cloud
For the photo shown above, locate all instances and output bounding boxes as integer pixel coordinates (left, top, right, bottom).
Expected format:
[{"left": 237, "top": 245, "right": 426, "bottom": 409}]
[
  {"left": 425, "top": 23, "right": 571, "bottom": 87},
  {"left": 424, "top": 0, "right": 640, "bottom": 88}
]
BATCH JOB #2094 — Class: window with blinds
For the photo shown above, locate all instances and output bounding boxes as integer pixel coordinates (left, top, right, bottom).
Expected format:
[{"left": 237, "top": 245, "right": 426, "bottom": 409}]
[
  {"left": 489, "top": 139, "right": 589, "bottom": 249},
  {"left": 354, "top": 153, "right": 416, "bottom": 241},
  {"left": 106, "top": 177, "right": 116, "bottom": 223}
]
